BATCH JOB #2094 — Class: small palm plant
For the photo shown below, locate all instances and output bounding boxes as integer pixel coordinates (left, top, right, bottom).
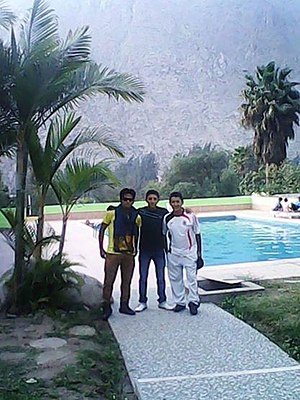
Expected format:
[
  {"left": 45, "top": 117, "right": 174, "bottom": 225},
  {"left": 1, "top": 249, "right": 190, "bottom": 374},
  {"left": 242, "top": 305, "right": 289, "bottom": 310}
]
[{"left": 52, "top": 158, "right": 118, "bottom": 255}]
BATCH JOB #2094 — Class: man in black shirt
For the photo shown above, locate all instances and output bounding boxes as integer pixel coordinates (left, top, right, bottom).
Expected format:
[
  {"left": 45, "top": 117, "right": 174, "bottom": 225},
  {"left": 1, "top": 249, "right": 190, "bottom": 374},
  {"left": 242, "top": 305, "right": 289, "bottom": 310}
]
[{"left": 135, "top": 190, "right": 173, "bottom": 312}]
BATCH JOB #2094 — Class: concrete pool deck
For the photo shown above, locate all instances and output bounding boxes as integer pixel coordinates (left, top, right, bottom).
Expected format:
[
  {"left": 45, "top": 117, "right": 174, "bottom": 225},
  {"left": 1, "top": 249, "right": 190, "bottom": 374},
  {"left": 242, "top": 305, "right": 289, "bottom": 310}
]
[{"left": 48, "top": 212, "right": 300, "bottom": 399}]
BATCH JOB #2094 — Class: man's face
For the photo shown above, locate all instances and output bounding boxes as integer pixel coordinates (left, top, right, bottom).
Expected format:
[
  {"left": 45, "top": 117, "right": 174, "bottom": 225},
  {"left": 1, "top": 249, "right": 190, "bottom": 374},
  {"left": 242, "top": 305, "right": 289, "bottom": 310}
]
[
  {"left": 121, "top": 194, "right": 134, "bottom": 209},
  {"left": 170, "top": 196, "right": 183, "bottom": 212},
  {"left": 146, "top": 194, "right": 159, "bottom": 208}
]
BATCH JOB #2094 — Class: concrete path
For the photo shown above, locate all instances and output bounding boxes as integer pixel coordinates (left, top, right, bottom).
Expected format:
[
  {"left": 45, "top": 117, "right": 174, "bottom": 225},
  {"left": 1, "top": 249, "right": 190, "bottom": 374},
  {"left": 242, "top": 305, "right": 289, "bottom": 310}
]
[
  {"left": 48, "top": 219, "right": 300, "bottom": 399},
  {"left": 110, "top": 292, "right": 300, "bottom": 399}
]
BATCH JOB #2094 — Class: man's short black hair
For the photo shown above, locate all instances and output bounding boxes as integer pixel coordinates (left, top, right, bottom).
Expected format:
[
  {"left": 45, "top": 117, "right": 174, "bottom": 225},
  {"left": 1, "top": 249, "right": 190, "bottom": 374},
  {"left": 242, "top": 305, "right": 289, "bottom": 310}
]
[
  {"left": 119, "top": 188, "right": 136, "bottom": 201},
  {"left": 169, "top": 191, "right": 184, "bottom": 202},
  {"left": 145, "top": 189, "right": 159, "bottom": 199},
  {"left": 278, "top": 197, "right": 283, "bottom": 201}
]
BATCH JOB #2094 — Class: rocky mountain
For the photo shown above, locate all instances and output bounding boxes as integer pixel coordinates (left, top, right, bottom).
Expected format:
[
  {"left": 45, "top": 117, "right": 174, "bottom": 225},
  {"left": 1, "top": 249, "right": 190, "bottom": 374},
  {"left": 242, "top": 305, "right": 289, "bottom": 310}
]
[{"left": 3, "top": 0, "right": 300, "bottom": 184}]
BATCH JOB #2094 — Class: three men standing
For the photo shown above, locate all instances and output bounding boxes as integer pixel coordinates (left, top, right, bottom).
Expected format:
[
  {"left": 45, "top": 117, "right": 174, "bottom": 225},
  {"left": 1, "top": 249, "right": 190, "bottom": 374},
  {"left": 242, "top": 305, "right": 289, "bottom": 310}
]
[{"left": 99, "top": 188, "right": 203, "bottom": 320}]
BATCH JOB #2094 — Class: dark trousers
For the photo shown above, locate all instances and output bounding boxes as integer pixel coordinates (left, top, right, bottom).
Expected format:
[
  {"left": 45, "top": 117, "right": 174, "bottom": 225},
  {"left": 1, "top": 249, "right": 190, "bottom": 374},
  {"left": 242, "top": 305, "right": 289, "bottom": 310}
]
[
  {"left": 102, "top": 253, "right": 135, "bottom": 304},
  {"left": 138, "top": 249, "right": 166, "bottom": 304}
]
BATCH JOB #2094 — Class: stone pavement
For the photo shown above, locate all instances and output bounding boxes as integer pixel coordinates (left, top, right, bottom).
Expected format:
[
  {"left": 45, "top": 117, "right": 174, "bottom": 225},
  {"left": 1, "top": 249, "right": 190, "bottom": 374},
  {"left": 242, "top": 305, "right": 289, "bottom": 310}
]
[{"left": 48, "top": 219, "right": 300, "bottom": 399}]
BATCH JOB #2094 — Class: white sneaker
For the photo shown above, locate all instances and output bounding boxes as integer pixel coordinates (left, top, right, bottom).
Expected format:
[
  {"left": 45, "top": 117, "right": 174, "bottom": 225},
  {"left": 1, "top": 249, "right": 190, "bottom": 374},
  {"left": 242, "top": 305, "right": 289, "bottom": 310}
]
[
  {"left": 158, "top": 301, "right": 174, "bottom": 311},
  {"left": 135, "top": 302, "right": 147, "bottom": 312}
]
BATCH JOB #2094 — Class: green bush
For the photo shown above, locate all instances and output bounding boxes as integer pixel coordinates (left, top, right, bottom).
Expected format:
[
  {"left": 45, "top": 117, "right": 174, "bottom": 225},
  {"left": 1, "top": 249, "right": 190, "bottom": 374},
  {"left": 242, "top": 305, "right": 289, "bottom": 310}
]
[
  {"left": 16, "top": 254, "right": 83, "bottom": 312},
  {"left": 240, "top": 161, "right": 300, "bottom": 195}
]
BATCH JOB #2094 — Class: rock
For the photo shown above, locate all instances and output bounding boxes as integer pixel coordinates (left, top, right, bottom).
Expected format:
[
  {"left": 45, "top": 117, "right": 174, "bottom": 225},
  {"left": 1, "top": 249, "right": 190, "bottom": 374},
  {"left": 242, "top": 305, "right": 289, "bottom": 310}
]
[
  {"left": 29, "top": 337, "right": 67, "bottom": 350},
  {"left": 36, "top": 349, "right": 75, "bottom": 367},
  {"left": 68, "top": 325, "right": 96, "bottom": 337},
  {"left": 0, "top": 352, "right": 27, "bottom": 362},
  {"left": 65, "top": 273, "right": 103, "bottom": 310},
  {"left": 0, "top": 268, "right": 13, "bottom": 307}
]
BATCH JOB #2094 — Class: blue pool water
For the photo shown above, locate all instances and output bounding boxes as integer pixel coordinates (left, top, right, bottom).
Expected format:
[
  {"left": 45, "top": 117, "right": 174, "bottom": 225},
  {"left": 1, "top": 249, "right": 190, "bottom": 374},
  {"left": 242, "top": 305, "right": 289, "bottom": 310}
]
[{"left": 200, "top": 216, "right": 300, "bottom": 266}]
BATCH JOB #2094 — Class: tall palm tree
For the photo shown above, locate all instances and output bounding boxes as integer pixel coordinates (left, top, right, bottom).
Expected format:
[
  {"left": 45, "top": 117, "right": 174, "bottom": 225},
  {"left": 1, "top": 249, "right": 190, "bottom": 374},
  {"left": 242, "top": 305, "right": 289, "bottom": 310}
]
[
  {"left": 0, "top": 0, "right": 144, "bottom": 306},
  {"left": 241, "top": 61, "right": 300, "bottom": 183},
  {"left": 28, "top": 111, "right": 123, "bottom": 258},
  {"left": 51, "top": 158, "right": 117, "bottom": 255}
]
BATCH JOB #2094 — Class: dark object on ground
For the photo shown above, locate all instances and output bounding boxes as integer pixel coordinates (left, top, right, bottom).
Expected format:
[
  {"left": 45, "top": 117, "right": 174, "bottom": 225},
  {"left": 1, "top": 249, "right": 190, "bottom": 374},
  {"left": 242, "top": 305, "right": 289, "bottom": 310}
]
[
  {"left": 173, "top": 304, "right": 186, "bottom": 312},
  {"left": 188, "top": 301, "right": 199, "bottom": 315}
]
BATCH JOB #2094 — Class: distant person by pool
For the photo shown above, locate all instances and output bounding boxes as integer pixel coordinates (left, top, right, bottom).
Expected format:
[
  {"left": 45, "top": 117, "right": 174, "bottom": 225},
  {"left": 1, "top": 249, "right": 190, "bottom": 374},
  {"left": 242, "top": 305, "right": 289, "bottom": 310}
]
[{"left": 272, "top": 197, "right": 283, "bottom": 211}]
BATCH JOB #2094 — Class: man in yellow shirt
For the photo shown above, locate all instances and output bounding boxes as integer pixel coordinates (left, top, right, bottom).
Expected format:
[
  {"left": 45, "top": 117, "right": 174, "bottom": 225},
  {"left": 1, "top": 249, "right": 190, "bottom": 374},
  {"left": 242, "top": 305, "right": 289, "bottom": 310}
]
[{"left": 98, "top": 188, "right": 141, "bottom": 321}]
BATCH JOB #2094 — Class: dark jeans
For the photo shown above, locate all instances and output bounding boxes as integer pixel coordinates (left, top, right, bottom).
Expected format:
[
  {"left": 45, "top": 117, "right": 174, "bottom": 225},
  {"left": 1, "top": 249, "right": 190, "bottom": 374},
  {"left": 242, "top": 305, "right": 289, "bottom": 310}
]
[{"left": 138, "top": 249, "right": 166, "bottom": 304}]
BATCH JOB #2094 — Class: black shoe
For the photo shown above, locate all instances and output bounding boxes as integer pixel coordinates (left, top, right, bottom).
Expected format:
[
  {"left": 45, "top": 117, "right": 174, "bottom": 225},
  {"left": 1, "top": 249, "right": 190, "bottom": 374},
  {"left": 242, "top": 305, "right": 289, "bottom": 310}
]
[
  {"left": 173, "top": 304, "right": 186, "bottom": 312},
  {"left": 119, "top": 303, "right": 135, "bottom": 316},
  {"left": 188, "top": 302, "right": 199, "bottom": 316},
  {"left": 102, "top": 303, "right": 112, "bottom": 321}
]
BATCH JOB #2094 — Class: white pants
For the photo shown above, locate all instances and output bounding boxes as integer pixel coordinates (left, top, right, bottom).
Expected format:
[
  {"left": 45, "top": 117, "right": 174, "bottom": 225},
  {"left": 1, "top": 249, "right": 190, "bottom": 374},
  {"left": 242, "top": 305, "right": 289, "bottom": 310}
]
[{"left": 167, "top": 253, "right": 199, "bottom": 306}]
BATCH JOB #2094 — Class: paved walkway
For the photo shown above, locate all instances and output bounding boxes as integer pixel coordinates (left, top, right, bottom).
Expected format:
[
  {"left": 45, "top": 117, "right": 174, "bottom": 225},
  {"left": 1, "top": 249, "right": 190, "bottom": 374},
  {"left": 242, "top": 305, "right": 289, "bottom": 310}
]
[{"left": 48, "top": 218, "right": 300, "bottom": 399}]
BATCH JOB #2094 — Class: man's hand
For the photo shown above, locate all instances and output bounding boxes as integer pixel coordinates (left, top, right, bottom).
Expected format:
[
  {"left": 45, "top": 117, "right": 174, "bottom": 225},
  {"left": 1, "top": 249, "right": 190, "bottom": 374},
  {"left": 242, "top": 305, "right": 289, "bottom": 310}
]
[{"left": 100, "top": 248, "right": 107, "bottom": 259}]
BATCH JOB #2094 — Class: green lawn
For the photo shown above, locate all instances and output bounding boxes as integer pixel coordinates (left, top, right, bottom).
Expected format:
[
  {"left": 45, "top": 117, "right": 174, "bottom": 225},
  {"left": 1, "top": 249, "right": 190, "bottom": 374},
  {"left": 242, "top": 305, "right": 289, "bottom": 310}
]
[{"left": 222, "top": 280, "right": 300, "bottom": 361}]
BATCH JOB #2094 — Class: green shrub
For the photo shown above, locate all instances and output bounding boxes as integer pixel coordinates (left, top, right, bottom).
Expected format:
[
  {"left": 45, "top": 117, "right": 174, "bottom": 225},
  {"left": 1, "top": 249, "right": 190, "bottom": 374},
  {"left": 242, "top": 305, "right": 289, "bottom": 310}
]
[{"left": 16, "top": 254, "right": 83, "bottom": 312}]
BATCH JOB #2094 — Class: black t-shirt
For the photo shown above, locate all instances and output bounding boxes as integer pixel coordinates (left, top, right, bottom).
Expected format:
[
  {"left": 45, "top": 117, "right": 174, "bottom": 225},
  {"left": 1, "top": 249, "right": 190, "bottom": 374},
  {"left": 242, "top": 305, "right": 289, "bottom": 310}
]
[{"left": 138, "top": 206, "right": 168, "bottom": 251}]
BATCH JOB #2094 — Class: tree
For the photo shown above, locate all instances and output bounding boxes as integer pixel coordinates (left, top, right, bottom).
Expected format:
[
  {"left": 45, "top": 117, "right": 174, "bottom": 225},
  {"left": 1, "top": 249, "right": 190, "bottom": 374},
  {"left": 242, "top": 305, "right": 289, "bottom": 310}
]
[
  {"left": 28, "top": 111, "right": 123, "bottom": 259},
  {"left": 230, "top": 145, "right": 257, "bottom": 178},
  {"left": 160, "top": 145, "right": 240, "bottom": 198},
  {"left": 0, "top": 0, "right": 144, "bottom": 307},
  {"left": 241, "top": 61, "right": 300, "bottom": 182},
  {"left": 239, "top": 161, "right": 300, "bottom": 195},
  {"left": 52, "top": 158, "right": 117, "bottom": 255}
]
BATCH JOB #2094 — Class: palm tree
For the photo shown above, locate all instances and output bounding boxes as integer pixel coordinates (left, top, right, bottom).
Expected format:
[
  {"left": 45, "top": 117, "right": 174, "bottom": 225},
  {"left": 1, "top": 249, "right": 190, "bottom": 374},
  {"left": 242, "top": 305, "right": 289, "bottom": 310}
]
[
  {"left": 51, "top": 158, "right": 117, "bottom": 255},
  {"left": 241, "top": 61, "right": 300, "bottom": 183},
  {"left": 28, "top": 111, "right": 123, "bottom": 259},
  {"left": 0, "top": 0, "right": 144, "bottom": 306}
]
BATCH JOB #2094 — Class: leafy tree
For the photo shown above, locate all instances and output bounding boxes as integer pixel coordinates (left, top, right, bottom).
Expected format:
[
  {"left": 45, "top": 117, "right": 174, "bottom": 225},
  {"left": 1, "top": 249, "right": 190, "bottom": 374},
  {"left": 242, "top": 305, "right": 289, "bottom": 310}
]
[
  {"left": 160, "top": 145, "right": 240, "bottom": 198},
  {"left": 230, "top": 145, "right": 257, "bottom": 178},
  {"left": 0, "top": 0, "right": 144, "bottom": 306},
  {"left": 241, "top": 61, "right": 300, "bottom": 182},
  {"left": 240, "top": 161, "right": 300, "bottom": 195}
]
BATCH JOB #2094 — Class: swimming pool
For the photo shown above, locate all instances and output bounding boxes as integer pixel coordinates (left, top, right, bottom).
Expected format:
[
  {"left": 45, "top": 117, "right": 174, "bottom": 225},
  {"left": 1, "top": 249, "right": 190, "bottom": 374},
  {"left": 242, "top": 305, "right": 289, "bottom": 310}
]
[{"left": 200, "top": 216, "right": 300, "bottom": 266}]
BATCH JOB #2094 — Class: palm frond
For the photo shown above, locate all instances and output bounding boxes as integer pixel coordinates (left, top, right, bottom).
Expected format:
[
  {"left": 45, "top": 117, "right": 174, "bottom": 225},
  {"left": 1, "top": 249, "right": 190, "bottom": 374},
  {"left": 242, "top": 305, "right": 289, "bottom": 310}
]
[
  {"left": 52, "top": 159, "right": 118, "bottom": 210},
  {"left": 40, "top": 62, "right": 144, "bottom": 125},
  {"left": 60, "top": 26, "right": 91, "bottom": 63},
  {"left": 20, "top": 0, "right": 58, "bottom": 56},
  {"left": 0, "top": 1, "right": 16, "bottom": 30}
]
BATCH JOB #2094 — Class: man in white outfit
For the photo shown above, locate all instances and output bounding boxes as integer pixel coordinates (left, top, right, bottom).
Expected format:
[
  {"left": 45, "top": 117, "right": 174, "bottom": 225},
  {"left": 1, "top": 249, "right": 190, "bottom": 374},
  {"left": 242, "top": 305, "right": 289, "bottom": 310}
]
[{"left": 163, "top": 192, "right": 204, "bottom": 315}]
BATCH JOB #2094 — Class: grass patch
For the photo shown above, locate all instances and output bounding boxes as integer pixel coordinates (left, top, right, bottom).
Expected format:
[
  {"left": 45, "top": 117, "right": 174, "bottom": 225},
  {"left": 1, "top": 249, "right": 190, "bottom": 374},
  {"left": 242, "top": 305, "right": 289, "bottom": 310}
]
[
  {"left": 0, "top": 310, "right": 136, "bottom": 400},
  {"left": 0, "top": 360, "right": 44, "bottom": 400},
  {"left": 53, "top": 310, "right": 136, "bottom": 399},
  {"left": 221, "top": 280, "right": 300, "bottom": 361}
]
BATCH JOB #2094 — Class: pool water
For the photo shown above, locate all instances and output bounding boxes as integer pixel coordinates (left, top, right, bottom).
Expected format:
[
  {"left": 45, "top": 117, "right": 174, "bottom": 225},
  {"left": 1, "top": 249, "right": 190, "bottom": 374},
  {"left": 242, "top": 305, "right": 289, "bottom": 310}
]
[{"left": 200, "top": 217, "right": 300, "bottom": 266}]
